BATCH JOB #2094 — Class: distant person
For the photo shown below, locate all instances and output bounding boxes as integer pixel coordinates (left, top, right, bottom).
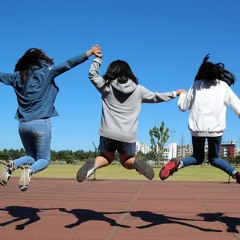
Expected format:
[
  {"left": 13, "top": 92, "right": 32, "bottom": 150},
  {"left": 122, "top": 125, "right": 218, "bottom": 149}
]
[
  {"left": 160, "top": 54, "right": 240, "bottom": 183},
  {"left": 76, "top": 46, "right": 185, "bottom": 182},
  {"left": 0, "top": 45, "right": 101, "bottom": 191}
]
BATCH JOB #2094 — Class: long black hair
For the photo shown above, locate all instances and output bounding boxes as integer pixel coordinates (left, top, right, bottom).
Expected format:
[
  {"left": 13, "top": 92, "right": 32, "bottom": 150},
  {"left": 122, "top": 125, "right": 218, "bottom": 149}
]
[
  {"left": 195, "top": 54, "right": 236, "bottom": 86},
  {"left": 103, "top": 60, "right": 138, "bottom": 84},
  {"left": 14, "top": 48, "right": 54, "bottom": 83}
]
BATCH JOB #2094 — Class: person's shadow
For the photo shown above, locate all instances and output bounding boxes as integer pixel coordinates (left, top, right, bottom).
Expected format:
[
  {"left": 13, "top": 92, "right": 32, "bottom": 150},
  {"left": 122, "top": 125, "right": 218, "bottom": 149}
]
[
  {"left": 0, "top": 206, "right": 56, "bottom": 230},
  {"left": 198, "top": 212, "right": 240, "bottom": 233},
  {"left": 131, "top": 211, "right": 222, "bottom": 232},
  {"left": 58, "top": 208, "right": 130, "bottom": 228}
]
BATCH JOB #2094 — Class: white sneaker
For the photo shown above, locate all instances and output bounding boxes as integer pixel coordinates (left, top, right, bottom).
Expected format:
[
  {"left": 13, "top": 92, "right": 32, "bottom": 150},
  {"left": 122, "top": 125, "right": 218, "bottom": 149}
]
[
  {"left": 0, "top": 160, "right": 15, "bottom": 186},
  {"left": 19, "top": 165, "right": 32, "bottom": 191}
]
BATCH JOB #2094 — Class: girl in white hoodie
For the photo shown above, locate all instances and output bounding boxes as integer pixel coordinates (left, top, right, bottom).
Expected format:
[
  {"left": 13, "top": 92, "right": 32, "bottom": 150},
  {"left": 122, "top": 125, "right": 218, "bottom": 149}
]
[{"left": 160, "top": 54, "right": 240, "bottom": 183}]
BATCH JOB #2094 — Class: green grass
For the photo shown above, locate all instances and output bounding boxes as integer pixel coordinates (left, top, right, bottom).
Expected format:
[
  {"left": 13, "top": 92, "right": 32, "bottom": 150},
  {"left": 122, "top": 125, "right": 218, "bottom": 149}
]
[{"left": 12, "top": 164, "right": 239, "bottom": 183}]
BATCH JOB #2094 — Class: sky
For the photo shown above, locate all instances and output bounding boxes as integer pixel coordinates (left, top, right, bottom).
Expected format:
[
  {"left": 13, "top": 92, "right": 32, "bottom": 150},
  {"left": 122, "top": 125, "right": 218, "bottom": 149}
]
[{"left": 0, "top": 0, "right": 240, "bottom": 151}]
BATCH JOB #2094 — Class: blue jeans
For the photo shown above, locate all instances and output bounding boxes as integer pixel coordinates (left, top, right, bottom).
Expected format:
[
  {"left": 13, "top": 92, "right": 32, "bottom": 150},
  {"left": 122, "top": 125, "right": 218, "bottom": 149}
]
[
  {"left": 14, "top": 118, "right": 52, "bottom": 173},
  {"left": 182, "top": 136, "right": 237, "bottom": 177}
]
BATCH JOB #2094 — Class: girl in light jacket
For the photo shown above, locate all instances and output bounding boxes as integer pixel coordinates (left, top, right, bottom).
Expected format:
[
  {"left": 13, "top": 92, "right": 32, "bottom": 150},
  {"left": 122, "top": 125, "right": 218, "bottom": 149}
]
[{"left": 160, "top": 54, "right": 240, "bottom": 183}]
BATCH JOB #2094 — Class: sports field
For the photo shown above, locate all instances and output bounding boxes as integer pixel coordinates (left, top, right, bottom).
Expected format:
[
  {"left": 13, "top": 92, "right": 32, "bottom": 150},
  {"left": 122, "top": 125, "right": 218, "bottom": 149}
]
[{"left": 11, "top": 164, "right": 239, "bottom": 183}]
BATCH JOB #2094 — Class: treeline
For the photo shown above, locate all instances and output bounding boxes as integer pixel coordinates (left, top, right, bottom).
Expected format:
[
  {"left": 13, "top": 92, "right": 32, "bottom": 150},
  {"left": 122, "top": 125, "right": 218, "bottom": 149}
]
[
  {"left": 0, "top": 148, "right": 154, "bottom": 165},
  {"left": 0, "top": 148, "right": 98, "bottom": 164},
  {"left": 1, "top": 148, "right": 238, "bottom": 167}
]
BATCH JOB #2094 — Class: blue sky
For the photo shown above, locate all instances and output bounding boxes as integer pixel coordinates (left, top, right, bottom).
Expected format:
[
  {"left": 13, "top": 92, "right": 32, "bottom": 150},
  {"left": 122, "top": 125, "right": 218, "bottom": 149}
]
[{"left": 0, "top": 0, "right": 240, "bottom": 151}]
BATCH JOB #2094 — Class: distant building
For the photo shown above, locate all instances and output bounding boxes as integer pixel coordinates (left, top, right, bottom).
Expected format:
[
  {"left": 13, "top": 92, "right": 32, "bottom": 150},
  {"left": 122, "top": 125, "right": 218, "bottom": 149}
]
[
  {"left": 136, "top": 139, "right": 237, "bottom": 161},
  {"left": 221, "top": 141, "right": 236, "bottom": 158},
  {"left": 136, "top": 141, "right": 151, "bottom": 154},
  {"left": 162, "top": 143, "right": 177, "bottom": 160},
  {"left": 177, "top": 144, "right": 193, "bottom": 158},
  {"left": 235, "top": 148, "right": 240, "bottom": 156},
  {"left": 177, "top": 140, "right": 237, "bottom": 159}
]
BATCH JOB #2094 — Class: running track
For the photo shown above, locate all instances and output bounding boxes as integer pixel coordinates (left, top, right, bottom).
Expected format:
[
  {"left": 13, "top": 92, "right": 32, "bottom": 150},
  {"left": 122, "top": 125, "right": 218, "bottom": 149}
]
[{"left": 0, "top": 178, "right": 240, "bottom": 240}]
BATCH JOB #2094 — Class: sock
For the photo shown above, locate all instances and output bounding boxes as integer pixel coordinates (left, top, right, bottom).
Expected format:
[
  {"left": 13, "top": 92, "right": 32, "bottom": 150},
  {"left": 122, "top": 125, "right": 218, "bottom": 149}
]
[
  {"left": 177, "top": 160, "right": 183, "bottom": 169},
  {"left": 13, "top": 162, "right": 16, "bottom": 170},
  {"left": 29, "top": 169, "right": 34, "bottom": 177},
  {"left": 232, "top": 170, "right": 237, "bottom": 178},
  {"left": 9, "top": 161, "right": 16, "bottom": 173},
  {"left": 87, "top": 163, "right": 98, "bottom": 177}
]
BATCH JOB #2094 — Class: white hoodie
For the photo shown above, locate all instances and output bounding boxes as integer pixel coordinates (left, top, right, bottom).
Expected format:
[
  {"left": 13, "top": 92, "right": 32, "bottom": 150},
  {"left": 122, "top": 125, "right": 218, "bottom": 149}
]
[{"left": 178, "top": 79, "right": 240, "bottom": 137}]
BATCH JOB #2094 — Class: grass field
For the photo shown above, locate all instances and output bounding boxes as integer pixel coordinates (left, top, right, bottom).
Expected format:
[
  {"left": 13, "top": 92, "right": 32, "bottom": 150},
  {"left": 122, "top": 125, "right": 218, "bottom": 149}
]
[{"left": 11, "top": 163, "right": 239, "bottom": 183}]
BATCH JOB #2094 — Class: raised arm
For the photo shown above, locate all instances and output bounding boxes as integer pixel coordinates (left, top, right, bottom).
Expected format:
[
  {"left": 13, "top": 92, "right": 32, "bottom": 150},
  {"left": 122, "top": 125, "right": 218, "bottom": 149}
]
[
  {"left": 0, "top": 72, "right": 15, "bottom": 86},
  {"left": 141, "top": 86, "right": 186, "bottom": 103},
  {"left": 88, "top": 57, "right": 106, "bottom": 92},
  {"left": 88, "top": 45, "right": 105, "bottom": 92},
  {"left": 50, "top": 45, "right": 101, "bottom": 78}
]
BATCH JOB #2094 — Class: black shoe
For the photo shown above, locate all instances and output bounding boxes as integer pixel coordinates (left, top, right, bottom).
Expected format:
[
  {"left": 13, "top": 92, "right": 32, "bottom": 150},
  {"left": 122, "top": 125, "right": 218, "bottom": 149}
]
[
  {"left": 133, "top": 159, "right": 154, "bottom": 180},
  {"left": 76, "top": 159, "right": 95, "bottom": 182}
]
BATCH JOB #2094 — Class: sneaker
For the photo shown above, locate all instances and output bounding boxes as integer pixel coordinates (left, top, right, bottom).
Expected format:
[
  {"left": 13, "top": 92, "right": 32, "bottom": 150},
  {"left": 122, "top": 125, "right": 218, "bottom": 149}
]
[
  {"left": 76, "top": 159, "right": 95, "bottom": 182},
  {"left": 159, "top": 158, "right": 180, "bottom": 180},
  {"left": 19, "top": 165, "right": 32, "bottom": 191},
  {"left": 133, "top": 159, "right": 154, "bottom": 180},
  {"left": 0, "top": 160, "right": 15, "bottom": 186},
  {"left": 235, "top": 172, "right": 240, "bottom": 184}
]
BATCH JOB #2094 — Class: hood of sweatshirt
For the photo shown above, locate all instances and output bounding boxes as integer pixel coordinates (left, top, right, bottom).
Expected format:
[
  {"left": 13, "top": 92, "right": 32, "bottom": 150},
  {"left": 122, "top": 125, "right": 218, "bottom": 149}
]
[{"left": 111, "top": 79, "right": 136, "bottom": 94}]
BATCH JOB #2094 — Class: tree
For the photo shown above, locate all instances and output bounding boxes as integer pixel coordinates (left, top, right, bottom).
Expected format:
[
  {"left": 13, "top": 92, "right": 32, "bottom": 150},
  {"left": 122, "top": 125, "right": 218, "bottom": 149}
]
[
  {"left": 149, "top": 121, "right": 169, "bottom": 165},
  {"left": 234, "top": 155, "right": 240, "bottom": 167},
  {"left": 145, "top": 151, "right": 155, "bottom": 161},
  {"left": 0, "top": 149, "right": 10, "bottom": 160},
  {"left": 8, "top": 148, "right": 26, "bottom": 159}
]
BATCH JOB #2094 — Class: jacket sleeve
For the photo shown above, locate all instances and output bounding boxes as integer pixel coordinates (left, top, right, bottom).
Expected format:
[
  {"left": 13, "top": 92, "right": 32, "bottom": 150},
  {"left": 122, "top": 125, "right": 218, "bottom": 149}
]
[
  {"left": 49, "top": 53, "right": 88, "bottom": 78},
  {"left": 140, "top": 85, "right": 176, "bottom": 103},
  {"left": 88, "top": 57, "right": 106, "bottom": 93},
  {"left": 225, "top": 87, "right": 240, "bottom": 118},
  {"left": 178, "top": 85, "right": 193, "bottom": 111},
  {"left": 0, "top": 72, "right": 15, "bottom": 85}
]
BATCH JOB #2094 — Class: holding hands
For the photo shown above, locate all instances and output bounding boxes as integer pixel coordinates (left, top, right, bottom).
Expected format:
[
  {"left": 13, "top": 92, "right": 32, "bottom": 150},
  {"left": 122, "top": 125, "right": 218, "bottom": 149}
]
[
  {"left": 176, "top": 89, "right": 187, "bottom": 96},
  {"left": 86, "top": 45, "right": 102, "bottom": 58}
]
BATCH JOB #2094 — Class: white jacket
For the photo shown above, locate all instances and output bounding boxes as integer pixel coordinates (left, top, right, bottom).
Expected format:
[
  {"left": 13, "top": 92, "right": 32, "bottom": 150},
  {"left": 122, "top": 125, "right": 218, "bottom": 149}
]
[{"left": 178, "top": 79, "right": 240, "bottom": 137}]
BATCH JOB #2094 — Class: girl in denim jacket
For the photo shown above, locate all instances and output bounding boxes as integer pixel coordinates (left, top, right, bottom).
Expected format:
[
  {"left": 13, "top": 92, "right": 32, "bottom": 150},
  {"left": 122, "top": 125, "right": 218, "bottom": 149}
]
[{"left": 0, "top": 46, "right": 101, "bottom": 191}]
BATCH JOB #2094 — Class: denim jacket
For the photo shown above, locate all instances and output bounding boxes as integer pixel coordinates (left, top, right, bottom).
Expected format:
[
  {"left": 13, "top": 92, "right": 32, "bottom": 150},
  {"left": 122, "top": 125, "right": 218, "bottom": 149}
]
[{"left": 0, "top": 53, "right": 88, "bottom": 122}]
